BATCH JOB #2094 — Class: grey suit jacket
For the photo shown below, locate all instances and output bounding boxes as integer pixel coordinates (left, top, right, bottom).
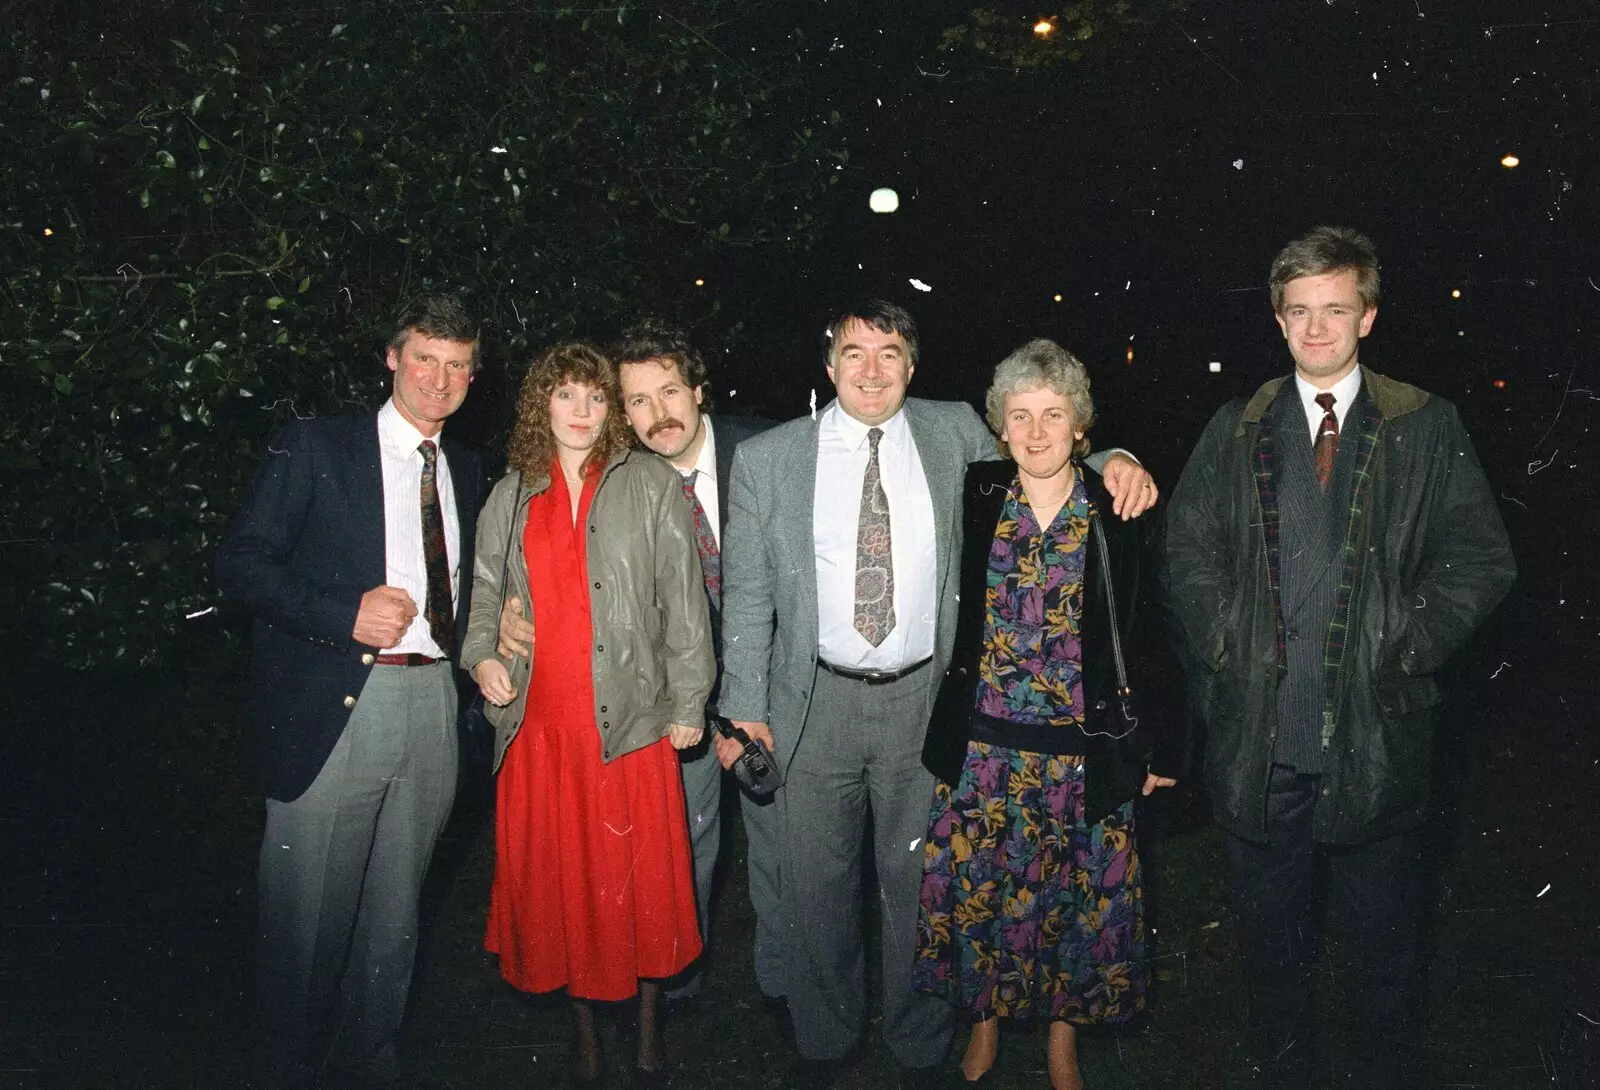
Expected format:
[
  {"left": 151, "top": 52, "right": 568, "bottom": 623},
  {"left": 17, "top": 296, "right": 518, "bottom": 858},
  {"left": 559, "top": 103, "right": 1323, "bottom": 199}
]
[{"left": 717, "top": 397, "right": 999, "bottom": 773}]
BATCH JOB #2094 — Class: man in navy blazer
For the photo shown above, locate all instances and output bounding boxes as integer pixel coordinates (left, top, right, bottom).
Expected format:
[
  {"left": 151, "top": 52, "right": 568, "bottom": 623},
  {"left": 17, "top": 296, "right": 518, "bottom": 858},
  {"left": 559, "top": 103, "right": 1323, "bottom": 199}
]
[{"left": 215, "top": 294, "right": 483, "bottom": 1088}]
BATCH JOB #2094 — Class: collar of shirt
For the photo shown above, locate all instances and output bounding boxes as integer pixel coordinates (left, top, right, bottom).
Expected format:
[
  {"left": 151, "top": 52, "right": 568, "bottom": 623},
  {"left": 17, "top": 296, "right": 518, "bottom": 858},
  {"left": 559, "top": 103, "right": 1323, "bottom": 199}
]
[
  {"left": 1295, "top": 366, "right": 1363, "bottom": 440},
  {"left": 689, "top": 414, "right": 718, "bottom": 481},
  {"left": 823, "top": 398, "right": 911, "bottom": 453},
  {"left": 376, "top": 397, "right": 457, "bottom": 657},
  {"left": 378, "top": 396, "right": 437, "bottom": 458}
]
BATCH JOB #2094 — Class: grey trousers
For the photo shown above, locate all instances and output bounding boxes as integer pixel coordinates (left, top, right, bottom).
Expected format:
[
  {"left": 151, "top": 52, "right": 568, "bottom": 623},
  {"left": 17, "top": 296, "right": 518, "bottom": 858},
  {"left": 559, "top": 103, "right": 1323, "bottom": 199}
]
[
  {"left": 780, "top": 666, "right": 955, "bottom": 1068},
  {"left": 670, "top": 732, "right": 786, "bottom": 1001},
  {"left": 255, "top": 661, "right": 457, "bottom": 1088}
]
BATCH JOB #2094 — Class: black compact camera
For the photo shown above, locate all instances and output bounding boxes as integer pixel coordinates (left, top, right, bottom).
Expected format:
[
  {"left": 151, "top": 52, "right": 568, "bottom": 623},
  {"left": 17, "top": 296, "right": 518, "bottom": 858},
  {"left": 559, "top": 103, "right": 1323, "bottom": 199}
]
[{"left": 715, "top": 720, "right": 784, "bottom": 798}]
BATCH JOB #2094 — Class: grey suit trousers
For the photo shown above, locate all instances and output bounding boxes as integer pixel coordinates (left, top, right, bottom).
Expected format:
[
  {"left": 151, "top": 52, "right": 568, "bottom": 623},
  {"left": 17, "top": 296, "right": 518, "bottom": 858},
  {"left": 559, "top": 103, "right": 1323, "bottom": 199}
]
[
  {"left": 255, "top": 661, "right": 457, "bottom": 1088},
  {"left": 781, "top": 665, "right": 954, "bottom": 1068}
]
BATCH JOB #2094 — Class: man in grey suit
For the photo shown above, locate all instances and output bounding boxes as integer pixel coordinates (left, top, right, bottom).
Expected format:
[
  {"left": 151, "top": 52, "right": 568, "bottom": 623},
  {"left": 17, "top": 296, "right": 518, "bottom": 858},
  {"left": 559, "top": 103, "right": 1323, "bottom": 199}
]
[{"left": 717, "top": 300, "right": 1156, "bottom": 1085}]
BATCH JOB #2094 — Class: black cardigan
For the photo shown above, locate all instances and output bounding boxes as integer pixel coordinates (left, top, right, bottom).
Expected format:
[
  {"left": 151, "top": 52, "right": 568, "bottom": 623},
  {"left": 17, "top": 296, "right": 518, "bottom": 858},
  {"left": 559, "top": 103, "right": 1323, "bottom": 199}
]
[{"left": 919, "top": 459, "right": 1192, "bottom": 821}]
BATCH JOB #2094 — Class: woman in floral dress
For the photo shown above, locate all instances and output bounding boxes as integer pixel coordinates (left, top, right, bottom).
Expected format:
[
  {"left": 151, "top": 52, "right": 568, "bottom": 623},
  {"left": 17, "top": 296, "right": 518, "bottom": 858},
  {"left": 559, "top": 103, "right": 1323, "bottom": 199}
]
[{"left": 915, "top": 339, "right": 1188, "bottom": 1088}]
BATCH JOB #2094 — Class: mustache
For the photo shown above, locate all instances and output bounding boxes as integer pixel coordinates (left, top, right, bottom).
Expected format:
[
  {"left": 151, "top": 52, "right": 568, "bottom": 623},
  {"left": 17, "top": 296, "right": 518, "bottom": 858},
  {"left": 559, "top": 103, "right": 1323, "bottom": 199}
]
[{"left": 646, "top": 417, "right": 686, "bottom": 438}]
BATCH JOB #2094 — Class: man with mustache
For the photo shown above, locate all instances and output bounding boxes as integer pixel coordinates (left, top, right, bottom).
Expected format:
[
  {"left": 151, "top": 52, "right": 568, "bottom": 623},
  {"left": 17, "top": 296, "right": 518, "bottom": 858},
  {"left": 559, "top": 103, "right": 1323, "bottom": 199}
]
[
  {"left": 717, "top": 300, "right": 1157, "bottom": 1087},
  {"left": 497, "top": 326, "right": 785, "bottom": 1013}
]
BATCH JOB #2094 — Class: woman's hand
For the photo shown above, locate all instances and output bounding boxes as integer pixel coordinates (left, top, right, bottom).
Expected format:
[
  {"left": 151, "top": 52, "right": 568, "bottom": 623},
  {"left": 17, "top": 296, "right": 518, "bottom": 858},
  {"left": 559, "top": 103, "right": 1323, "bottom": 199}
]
[
  {"left": 473, "top": 659, "right": 518, "bottom": 707},
  {"left": 1141, "top": 772, "right": 1178, "bottom": 796},
  {"left": 667, "top": 723, "right": 705, "bottom": 750}
]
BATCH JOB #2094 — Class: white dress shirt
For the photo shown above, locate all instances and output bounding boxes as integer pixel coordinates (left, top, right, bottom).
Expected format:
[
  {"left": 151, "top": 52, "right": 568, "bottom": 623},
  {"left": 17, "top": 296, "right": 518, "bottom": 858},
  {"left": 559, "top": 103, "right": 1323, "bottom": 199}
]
[
  {"left": 813, "top": 402, "right": 937, "bottom": 670},
  {"left": 681, "top": 415, "right": 722, "bottom": 549},
  {"left": 377, "top": 398, "right": 460, "bottom": 656},
  {"left": 1294, "top": 366, "right": 1364, "bottom": 442}
]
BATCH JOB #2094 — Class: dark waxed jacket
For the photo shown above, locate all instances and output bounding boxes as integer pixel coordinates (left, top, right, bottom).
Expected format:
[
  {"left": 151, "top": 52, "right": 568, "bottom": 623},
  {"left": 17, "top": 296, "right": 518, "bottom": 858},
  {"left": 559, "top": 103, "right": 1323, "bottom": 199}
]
[
  {"left": 921, "top": 460, "right": 1192, "bottom": 822},
  {"left": 1166, "top": 369, "right": 1515, "bottom": 844}
]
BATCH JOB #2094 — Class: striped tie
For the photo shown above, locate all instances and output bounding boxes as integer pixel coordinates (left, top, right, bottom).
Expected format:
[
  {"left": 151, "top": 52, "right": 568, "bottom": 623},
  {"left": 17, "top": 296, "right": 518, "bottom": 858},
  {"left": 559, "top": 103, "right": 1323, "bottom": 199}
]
[
  {"left": 1313, "top": 392, "right": 1338, "bottom": 489},
  {"left": 418, "top": 440, "right": 454, "bottom": 655}
]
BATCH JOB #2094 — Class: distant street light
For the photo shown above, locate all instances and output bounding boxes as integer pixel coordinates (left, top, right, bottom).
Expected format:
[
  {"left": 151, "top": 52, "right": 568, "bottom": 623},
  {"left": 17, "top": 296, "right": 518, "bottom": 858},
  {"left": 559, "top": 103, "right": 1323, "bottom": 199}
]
[
  {"left": 869, "top": 187, "right": 900, "bottom": 213},
  {"left": 1034, "top": 19, "right": 1056, "bottom": 37},
  {"left": 1501, "top": 154, "right": 1521, "bottom": 168}
]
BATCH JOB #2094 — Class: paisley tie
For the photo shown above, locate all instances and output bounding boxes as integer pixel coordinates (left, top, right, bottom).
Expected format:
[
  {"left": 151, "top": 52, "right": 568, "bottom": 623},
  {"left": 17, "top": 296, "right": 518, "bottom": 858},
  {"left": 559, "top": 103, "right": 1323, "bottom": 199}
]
[{"left": 852, "top": 427, "right": 895, "bottom": 647}]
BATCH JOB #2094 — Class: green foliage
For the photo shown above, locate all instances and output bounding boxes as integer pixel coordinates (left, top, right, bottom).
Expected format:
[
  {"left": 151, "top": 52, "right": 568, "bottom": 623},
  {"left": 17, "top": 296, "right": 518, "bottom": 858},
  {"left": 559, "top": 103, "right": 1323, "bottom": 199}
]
[
  {"left": 2, "top": 1, "right": 841, "bottom": 669},
  {"left": 939, "top": 3, "right": 1187, "bottom": 69}
]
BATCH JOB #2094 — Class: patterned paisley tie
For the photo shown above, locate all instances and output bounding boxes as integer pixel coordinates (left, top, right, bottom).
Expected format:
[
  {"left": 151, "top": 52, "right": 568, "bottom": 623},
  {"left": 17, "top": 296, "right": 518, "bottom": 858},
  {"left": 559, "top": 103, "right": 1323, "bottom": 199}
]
[
  {"left": 1313, "top": 392, "right": 1339, "bottom": 489},
  {"left": 853, "top": 427, "right": 895, "bottom": 647},
  {"left": 418, "top": 440, "right": 454, "bottom": 655},
  {"left": 680, "top": 469, "right": 721, "bottom": 608}
]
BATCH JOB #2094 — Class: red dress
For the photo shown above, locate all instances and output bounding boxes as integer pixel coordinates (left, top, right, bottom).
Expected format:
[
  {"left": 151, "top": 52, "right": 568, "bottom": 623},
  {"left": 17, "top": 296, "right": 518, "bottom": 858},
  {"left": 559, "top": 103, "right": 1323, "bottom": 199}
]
[{"left": 485, "top": 464, "right": 702, "bottom": 1000}]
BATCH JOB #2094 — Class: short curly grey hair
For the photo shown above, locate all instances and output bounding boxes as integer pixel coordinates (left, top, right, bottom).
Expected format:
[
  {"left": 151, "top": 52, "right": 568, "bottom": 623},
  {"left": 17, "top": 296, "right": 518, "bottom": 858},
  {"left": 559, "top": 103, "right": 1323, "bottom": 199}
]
[{"left": 984, "top": 338, "right": 1095, "bottom": 459}]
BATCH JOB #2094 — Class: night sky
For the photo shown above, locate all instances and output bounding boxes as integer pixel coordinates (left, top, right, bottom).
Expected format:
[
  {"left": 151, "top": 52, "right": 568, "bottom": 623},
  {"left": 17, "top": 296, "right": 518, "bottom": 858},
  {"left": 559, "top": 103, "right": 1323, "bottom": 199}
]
[{"left": 707, "top": 0, "right": 1597, "bottom": 631}]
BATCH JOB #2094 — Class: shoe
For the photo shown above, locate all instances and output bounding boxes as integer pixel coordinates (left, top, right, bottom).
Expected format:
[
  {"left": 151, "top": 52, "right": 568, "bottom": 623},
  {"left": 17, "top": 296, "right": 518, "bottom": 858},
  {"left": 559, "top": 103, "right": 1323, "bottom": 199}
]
[
  {"left": 789, "top": 1056, "right": 844, "bottom": 1090},
  {"left": 898, "top": 1063, "right": 961, "bottom": 1090},
  {"left": 761, "top": 994, "right": 796, "bottom": 1048}
]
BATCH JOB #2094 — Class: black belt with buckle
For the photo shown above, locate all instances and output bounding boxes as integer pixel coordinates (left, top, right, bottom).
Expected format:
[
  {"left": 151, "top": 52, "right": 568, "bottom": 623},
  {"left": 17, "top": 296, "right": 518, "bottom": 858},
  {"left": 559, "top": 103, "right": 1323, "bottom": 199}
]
[{"left": 817, "top": 657, "right": 932, "bottom": 685}]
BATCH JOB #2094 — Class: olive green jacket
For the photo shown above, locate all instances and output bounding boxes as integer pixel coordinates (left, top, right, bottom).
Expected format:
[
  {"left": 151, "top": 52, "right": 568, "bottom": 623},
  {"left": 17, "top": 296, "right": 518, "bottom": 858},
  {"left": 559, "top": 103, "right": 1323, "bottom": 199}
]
[{"left": 460, "top": 448, "right": 715, "bottom": 769}]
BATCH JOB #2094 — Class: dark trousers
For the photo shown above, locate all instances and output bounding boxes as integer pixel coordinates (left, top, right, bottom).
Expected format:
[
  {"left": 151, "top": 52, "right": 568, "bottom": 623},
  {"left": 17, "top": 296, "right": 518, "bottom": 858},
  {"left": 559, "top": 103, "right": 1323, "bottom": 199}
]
[{"left": 1221, "top": 765, "right": 1426, "bottom": 1088}]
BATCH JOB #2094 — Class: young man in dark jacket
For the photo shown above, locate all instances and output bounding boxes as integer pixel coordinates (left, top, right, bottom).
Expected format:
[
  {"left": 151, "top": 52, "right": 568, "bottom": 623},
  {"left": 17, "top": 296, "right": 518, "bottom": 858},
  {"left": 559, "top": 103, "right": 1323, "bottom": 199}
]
[{"left": 1166, "top": 227, "right": 1514, "bottom": 1088}]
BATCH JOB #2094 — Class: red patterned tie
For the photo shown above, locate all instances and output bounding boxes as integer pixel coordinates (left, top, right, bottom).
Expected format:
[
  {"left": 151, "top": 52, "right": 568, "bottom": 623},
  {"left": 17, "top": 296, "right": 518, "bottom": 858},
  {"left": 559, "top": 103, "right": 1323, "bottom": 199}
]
[
  {"left": 853, "top": 427, "right": 895, "bottom": 647},
  {"left": 1313, "top": 392, "right": 1339, "bottom": 489},
  {"left": 680, "top": 470, "right": 721, "bottom": 607},
  {"left": 418, "top": 440, "right": 454, "bottom": 655}
]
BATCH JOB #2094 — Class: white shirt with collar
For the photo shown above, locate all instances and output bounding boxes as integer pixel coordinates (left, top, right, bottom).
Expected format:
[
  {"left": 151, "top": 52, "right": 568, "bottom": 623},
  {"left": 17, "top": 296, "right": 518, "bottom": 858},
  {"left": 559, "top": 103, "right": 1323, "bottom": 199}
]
[
  {"left": 813, "top": 401, "right": 937, "bottom": 671},
  {"left": 377, "top": 398, "right": 460, "bottom": 656},
  {"left": 1294, "top": 366, "right": 1364, "bottom": 442},
  {"left": 680, "top": 415, "right": 722, "bottom": 549}
]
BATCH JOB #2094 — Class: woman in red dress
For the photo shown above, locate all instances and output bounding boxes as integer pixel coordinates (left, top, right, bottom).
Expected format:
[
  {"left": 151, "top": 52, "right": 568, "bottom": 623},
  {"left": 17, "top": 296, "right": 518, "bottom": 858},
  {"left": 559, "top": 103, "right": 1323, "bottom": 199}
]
[{"left": 462, "top": 341, "right": 716, "bottom": 1083}]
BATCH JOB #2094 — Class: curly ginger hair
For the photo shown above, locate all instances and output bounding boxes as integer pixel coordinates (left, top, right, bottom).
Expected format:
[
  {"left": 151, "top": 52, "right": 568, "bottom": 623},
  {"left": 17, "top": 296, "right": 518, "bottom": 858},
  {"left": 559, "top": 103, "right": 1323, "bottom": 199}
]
[{"left": 505, "top": 341, "right": 633, "bottom": 477}]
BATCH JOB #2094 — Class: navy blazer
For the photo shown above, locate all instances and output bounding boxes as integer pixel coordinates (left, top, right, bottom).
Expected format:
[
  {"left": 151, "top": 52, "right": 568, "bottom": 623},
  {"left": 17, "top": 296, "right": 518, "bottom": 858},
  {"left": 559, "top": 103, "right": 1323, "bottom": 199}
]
[{"left": 215, "top": 409, "right": 482, "bottom": 802}]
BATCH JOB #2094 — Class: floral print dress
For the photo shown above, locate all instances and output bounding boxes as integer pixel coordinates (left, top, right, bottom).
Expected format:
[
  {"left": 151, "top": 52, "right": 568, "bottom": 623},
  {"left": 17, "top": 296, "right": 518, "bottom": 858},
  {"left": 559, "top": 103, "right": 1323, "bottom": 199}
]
[{"left": 912, "top": 472, "right": 1147, "bottom": 1024}]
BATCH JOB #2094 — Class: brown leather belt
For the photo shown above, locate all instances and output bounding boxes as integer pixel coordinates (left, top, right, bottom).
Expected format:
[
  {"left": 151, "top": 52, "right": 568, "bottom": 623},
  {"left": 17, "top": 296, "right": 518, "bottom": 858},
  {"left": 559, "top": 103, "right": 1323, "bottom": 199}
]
[
  {"left": 817, "top": 657, "right": 932, "bottom": 685},
  {"left": 374, "top": 653, "right": 442, "bottom": 667}
]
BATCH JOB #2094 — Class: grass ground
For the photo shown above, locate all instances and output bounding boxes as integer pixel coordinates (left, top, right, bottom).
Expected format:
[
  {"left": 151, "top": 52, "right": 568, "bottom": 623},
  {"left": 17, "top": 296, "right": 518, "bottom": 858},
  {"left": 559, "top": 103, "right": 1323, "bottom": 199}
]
[{"left": 2, "top": 625, "right": 1595, "bottom": 1089}]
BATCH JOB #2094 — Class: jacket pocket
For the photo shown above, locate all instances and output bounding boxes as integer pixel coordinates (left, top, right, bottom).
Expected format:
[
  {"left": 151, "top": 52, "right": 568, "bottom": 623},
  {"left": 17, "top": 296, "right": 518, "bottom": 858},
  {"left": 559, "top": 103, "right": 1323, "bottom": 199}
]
[{"left": 1375, "top": 675, "right": 1440, "bottom": 719}]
